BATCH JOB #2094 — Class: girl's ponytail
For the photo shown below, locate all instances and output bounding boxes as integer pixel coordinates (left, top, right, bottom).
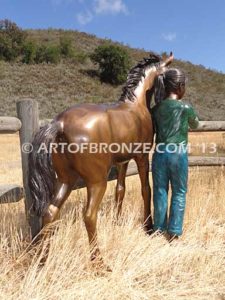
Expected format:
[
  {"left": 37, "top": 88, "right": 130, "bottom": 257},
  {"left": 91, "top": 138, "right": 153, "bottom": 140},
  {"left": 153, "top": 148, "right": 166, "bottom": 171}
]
[{"left": 154, "top": 73, "right": 166, "bottom": 104}]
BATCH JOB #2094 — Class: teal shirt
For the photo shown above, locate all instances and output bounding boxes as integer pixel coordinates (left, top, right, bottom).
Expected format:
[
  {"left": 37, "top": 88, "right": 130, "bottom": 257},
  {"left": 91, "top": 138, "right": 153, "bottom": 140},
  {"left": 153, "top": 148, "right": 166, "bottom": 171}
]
[{"left": 152, "top": 98, "right": 199, "bottom": 145}]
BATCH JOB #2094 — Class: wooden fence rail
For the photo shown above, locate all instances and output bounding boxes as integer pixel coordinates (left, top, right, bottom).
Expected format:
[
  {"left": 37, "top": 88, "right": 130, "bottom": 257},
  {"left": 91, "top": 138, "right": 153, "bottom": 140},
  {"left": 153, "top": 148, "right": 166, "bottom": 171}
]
[
  {"left": 1, "top": 117, "right": 225, "bottom": 133},
  {"left": 0, "top": 185, "right": 24, "bottom": 204},
  {"left": 190, "top": 121, "right": 225, "bottom": 131},
  {"left": 0, "top": 99, "right": 225, "bottom": 237},
  {"left": 0, "top": 116, "right": 22, "bottom": 133}
]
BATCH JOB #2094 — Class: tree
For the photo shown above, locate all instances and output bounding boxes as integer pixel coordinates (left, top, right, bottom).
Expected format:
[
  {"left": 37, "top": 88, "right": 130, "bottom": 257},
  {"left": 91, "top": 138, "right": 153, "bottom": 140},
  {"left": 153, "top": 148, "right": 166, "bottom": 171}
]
[
  {"left": 0, "top": 19, "right": 26, "bottom": 61},
  {"left": 90, "top": 44, "right": 131, "bottom": 85}
]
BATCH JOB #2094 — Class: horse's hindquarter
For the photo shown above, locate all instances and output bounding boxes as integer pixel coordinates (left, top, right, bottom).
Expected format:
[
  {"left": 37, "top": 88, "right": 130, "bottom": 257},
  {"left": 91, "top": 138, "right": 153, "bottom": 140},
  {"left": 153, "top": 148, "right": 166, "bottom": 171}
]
[
  {"left": 54, "top": 103, "right": 118, "bottom": 182},
  {"left": 57, "top": 104, "right": 114, "bottom": 144}
]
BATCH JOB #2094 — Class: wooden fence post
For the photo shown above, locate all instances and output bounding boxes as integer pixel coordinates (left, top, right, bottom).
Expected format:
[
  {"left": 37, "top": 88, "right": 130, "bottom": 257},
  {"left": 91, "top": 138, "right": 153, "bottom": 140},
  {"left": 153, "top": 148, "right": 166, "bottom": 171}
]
[{"left": 16, "top": 99, "right": 42, "bottom": 238}]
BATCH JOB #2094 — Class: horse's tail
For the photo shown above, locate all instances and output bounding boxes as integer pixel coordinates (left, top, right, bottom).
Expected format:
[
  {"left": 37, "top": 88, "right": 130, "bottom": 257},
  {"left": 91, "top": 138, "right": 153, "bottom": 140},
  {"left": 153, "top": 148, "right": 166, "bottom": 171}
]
[{"left": 28, "top": 121, "right": 60, "bottom": 217}]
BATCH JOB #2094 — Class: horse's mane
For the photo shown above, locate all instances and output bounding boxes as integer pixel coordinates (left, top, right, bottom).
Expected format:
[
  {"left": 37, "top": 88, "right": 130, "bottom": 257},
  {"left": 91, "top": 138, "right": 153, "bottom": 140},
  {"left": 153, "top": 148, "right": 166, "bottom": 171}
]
[{"left": 119, "top": 53, "right": 162, "bottom": 102}]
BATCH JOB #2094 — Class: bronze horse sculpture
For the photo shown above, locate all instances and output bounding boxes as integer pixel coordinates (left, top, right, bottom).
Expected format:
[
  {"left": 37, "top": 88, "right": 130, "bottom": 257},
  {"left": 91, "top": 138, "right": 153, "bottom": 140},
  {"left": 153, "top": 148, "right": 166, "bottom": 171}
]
[{"left": 29, "top": 53, "right": 173, "bottom": 261}]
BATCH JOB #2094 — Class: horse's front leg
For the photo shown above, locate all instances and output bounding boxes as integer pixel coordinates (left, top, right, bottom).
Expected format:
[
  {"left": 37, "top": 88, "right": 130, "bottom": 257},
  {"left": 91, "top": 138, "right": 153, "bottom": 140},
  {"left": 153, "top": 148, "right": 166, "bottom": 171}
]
[
  {"left": 135, "top": 154, "right": 153, "bottom": 233},
  {"left": 115, "top": 162, "right": 129, "bottom": 219},
  {"left": 84, "top": 181, "right": 107, "bottom": 262}
]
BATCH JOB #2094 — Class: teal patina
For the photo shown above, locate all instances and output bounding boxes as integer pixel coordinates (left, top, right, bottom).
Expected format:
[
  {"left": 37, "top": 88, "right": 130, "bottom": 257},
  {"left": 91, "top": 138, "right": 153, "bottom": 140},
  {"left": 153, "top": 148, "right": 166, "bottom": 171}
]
[
  {"left": 152, "top": 98, "right": 199, "bottom": 145},
  {"left": 151, "top": 68, "right": 199, "bottom": 239},
  {"left": 152, "top": 144, "right": 188, "bottom": 236}
]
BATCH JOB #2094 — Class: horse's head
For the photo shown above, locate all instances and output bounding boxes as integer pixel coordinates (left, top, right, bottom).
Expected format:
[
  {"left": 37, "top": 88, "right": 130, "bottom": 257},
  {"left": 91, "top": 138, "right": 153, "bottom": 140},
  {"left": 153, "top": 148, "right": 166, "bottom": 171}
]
[
  {"left": 119, "top": 52, "right": 174, "bottom": 106},
  {"left": 157, "top": 52, "right": 174, "bottom": 74},
  {"left": 144, "top": 52, "right": 174, "bottom": 91},
  {"left": 144, "top": 52, "right": 174, "bottom": 109}
]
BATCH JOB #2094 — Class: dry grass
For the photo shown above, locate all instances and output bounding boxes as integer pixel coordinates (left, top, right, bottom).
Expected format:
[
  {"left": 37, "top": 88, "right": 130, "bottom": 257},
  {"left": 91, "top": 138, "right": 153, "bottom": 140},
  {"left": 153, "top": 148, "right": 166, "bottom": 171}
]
[
  {"left": 188, "top": 132, "right": 225, "bottom": 156},
  {"left": 0, "top": 134, "right": 22, "bottom": 185},
  {"left": 0, "top": 134, "right": 225, "bottom": 299}
]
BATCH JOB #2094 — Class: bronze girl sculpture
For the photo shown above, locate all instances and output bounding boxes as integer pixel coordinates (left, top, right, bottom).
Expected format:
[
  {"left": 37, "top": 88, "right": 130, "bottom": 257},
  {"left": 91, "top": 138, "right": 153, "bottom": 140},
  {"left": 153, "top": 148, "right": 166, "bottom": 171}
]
[
  {"left": 152, "top": 68, "right": 199, "bottom": 241},
  {"left": 29, "top": 53, "right": 174, "bottom": 261}
]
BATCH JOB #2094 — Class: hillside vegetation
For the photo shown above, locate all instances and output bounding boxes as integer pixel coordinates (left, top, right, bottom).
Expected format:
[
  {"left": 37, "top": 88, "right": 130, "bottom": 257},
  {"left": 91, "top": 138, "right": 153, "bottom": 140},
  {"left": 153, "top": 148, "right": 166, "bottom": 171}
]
[{"left": 0, "top": 28, "right": 225, "bottom": 120}]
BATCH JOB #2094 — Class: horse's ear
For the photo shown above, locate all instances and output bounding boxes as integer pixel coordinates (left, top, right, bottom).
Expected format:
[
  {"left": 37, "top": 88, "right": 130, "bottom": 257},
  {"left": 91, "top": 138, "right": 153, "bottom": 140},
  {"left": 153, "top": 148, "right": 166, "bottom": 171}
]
[
  {"left": 163, "top": 52, "right": 174, "bottom": 66},
  {"left": 156, "top": 52, "right": 174, "bottom": 75}
]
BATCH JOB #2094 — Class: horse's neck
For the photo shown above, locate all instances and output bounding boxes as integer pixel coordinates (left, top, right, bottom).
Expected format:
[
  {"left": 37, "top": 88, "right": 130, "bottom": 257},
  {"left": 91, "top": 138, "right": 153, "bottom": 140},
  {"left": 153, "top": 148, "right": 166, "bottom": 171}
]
[
  {"left": 133, "top": 81, "right": 149, "bottom": 108},
  {"left": 133, "top": 69, "right": 156, "bottom": 107}
]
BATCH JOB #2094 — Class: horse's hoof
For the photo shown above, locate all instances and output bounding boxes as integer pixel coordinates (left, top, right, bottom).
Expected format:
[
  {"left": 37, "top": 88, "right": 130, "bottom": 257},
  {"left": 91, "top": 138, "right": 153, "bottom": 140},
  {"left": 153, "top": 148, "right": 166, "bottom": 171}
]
[
  {"left": 90, "top": 250, "right": 112, "bottom": 273},
  {"left": 43, "top": 205, "right": 60, "bottom": 226},
  {"left": 91, "top": 259, "right": 112, "bottom": 274}
]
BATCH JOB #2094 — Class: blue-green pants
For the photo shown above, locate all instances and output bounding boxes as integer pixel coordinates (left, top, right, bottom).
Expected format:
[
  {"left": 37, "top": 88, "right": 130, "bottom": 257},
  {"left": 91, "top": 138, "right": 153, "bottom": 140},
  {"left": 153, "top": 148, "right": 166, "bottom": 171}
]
[{"left": 152, "top": 144, "right": 188, "bottom": 236}]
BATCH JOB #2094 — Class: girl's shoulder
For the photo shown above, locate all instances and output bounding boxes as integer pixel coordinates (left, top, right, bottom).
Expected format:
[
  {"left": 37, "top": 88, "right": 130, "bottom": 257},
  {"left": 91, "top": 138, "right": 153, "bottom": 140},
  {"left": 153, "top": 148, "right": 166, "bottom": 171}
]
[
  {"left": 180, "top": 101, "right": 198, "bottom": 118},
  {"left": 180, "top": 100, "right": 193, "bottom": 110}
]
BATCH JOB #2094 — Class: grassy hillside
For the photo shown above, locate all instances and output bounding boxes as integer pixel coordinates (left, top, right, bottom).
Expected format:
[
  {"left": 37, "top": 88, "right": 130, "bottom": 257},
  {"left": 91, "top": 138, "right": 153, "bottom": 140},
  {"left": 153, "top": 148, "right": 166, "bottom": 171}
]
[{"left": 0, "top": 29, "right": 225, "bottom": 120}]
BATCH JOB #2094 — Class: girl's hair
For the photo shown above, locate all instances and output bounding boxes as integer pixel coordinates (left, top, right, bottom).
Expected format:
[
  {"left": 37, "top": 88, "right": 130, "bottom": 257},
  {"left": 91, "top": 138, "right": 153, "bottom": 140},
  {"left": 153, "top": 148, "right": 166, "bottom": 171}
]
[{"left": 154, "top": 68, "right": 186, "bottom": 104}]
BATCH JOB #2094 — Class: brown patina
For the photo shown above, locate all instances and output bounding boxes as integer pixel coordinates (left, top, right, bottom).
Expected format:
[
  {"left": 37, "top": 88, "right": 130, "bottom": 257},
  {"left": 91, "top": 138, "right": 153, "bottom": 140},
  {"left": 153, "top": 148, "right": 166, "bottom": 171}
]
[{"left": 29, "top": 53, "right": 174, "bottom": 261}]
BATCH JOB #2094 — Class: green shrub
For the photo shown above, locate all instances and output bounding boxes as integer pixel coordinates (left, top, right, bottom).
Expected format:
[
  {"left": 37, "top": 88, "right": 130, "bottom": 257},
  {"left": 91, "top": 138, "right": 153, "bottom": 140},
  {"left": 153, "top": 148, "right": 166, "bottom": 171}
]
[
  {"left": 35, "top": 44, "right": 61, "bottom": 64},
  {"left": 0, "top": 19, "right": 26, "bottom": 61},
  {"left": 60, "top": 36, "right": 73, "bottom": 58},
  {"left": 70, "top": 50, "right": 88, "bottom": 64},
  {"left": 90, "top": 44, "right": 131, "bottom": 85},
  {"left": 60, "top": 36, "right": 88, "bottom": 63},
  {"left": 35, "top": 45, "right": 47, "bottom": 64},
  {"left": 22, "top": 41, "right": 37, "bottom": 64},
  {"left": 45, "top": 45, "right": 61, "bottom": 64}
]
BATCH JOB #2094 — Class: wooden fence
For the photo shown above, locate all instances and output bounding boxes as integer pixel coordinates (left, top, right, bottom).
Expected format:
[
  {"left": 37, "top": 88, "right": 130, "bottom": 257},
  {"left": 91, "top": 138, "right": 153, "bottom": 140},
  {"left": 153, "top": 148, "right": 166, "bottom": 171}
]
[{"left": 1, "top": 99, "right": 225, "bottom": 237}]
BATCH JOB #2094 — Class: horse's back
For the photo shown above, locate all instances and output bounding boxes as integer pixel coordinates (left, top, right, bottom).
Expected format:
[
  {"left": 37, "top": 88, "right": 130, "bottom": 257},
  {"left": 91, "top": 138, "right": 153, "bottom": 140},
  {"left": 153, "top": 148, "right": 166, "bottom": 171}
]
[
  {"left": 55, "top": 101, "right": 153, "bottom": 145},
  {"left": 55, "top": 103, "right": 115, "bottom": 144}
]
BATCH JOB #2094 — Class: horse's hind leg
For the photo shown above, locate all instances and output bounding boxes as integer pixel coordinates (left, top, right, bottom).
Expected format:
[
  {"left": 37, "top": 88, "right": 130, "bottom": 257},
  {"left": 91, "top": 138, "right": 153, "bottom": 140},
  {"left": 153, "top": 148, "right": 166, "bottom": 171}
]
[
  {"left": 115, "top": 162, "right": 128, "bottom": 219},
  {"left": 42, "top": 181, "right": 73, "bottom": 226},
  {"left": 84, "top": 181, "right": 107, "bottom": 261},
  {"left": 43, "top": 152, "right": 77, "bottom": 226}
]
